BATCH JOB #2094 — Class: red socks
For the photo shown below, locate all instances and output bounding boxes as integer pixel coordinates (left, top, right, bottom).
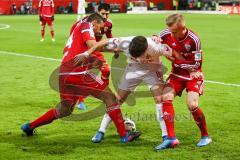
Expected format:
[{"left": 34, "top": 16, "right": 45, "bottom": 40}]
[
  {"left": 106, "top": 103, "right": 126, "bottom": 137},
  {"left": 78, "top": 96, "right": 85, "bottom": 103},
  {"left": 41, "top": 29, "right": 45, "bottom": 39},
  {"left": 191, "top": 107, "right": 209, "bottom": 137},
  {"left": 162, "top": 100, "right": 176, "bottom": 138},
  {"left": 162, "top": 101, "right": 208, "bottom": 138},
  {"left": 30, "top": 109, "right": 58, "bottom": 129},
  {"left": 41, "top": 29, "right": 54, "bottom": 39},
  {"left": 50, "top": 30, "right": 54, "bottom": 38}
]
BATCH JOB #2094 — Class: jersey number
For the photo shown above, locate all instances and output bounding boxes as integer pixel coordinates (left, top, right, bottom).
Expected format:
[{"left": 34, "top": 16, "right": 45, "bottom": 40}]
[{"left": 63, "top": 34, "right": 73, "bottom": 58}]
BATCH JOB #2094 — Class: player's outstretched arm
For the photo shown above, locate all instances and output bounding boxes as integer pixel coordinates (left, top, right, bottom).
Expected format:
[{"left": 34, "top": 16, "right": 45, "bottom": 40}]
[{"left": 73, "top": 40, "right": 108, "bottom": 66}]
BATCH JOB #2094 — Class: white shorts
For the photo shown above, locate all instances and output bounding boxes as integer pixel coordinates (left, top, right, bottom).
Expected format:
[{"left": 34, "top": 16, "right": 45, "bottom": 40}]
[{"left": 118, "top": 63, "right": 164, "bottom": 91}]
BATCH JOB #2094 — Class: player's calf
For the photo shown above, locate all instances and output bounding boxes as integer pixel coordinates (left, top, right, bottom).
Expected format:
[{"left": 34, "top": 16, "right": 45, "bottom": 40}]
[{"left": 56, "top": 100, "right": 75, "bottom": 118}]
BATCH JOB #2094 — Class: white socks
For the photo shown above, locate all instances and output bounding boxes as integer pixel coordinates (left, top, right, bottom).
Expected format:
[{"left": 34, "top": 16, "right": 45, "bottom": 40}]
[
  {"left": 156, "top": 103, "right": 167, "bottom": 137},
  {"left": 98, "top": 113, "right": 112, "bottom": 133},
  {"left": 98, "top": 103, "right": 168, "bottom": 138}
]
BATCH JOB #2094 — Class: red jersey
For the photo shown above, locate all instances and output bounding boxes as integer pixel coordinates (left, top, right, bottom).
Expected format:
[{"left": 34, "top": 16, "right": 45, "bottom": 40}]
[
  {"left": 80, "top": 16, "right": 113, "bottom": 41},
  {"left": 95, "top": 19, "right": 113, "bottom": 41},
  {"left": 159, "top": 28, "right": 203, "bottom": 80},
  {"left": 61, "top": 21, "right": 95, "bottom": 72},
  {"left": 38, "top": 0, "right": 54, "bottom": 17}
]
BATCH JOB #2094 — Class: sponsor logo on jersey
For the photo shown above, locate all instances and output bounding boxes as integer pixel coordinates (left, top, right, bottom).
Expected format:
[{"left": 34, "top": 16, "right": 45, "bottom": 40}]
[
  {"left": 184, "top": 44, "right": 191, "bottom": 52},
  {"left": 104, "top": 27, "right": 109, "bottom": 32},
  {"left": 195, "top": 52, "right": 201, "bottom": 61}
]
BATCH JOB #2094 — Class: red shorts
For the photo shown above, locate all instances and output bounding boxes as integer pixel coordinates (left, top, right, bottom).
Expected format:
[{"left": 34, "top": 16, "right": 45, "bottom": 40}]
[
  {"left": 41, "top": 17, "right": 53, "bottom": 26},
  {"left": 167, "top": 75, "right": 204, "bottom": 96},
  {"left": 59, "top": 69, "right": 109, "bottom": 104}
]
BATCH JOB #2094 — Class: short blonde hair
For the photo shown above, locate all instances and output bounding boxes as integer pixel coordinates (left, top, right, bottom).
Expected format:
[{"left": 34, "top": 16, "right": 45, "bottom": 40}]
[{"left": 166, "top": 13, "right": 185, "bottom": 27}]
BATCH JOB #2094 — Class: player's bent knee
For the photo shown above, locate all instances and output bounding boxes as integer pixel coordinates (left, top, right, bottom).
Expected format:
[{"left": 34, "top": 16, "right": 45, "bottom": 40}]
[
  {"left": 56, "top": 100, "right": 75, "bottom": 118},
  {"left": 100, "top": 91, "right": 117, "bottom": 106},
  {"left": 153, "top": 96, "right": 162, "bottom": 103},
  {"left": 118, "top": 97, "right": 126, "bottom": 105},
  {"left": 187, "top": 101, "right": 198, "bottom": 111},
  {"left": 162, "top": 93, "right": 174, "bottom": 101}
]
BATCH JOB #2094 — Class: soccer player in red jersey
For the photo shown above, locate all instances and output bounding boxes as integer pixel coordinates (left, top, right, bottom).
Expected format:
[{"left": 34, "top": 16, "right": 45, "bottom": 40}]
[
  {"left": 21, "top": 13, "right": 140, "bottom": 143},
  {"left": 154, "top": 13, "right": 212, "bottom": 150},
  {"left": 38, "top": 0, "right": 55, "bottom": 42},
  {"left": 75, "top": 3, "right": 113, "bottom": 110}
]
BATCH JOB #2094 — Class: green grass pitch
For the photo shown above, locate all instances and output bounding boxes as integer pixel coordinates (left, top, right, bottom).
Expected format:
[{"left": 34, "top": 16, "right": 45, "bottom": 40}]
[{"left": 0, "top": 13, "right": 240, "bottom": 160}]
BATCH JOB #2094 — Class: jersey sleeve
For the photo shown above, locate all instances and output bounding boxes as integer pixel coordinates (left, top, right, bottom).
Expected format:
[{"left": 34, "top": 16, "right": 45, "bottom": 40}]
[
  {"left": 105, "top": 20, "right": 113, "bottom": 38},
  {"left": 147, "top": 38, "right": 172, "bottom": 57},
  {"left": 107, "top": 37, "right": 134, "bottom": 54},
  {"left": 174, "top": 38, "right": 202, "bottom": 71},
  {"left": 38, "top": 0, "right": 42, "bottom": 16},
  {"left": 51, "top": 0, "right": 54, "bottom": 16},
  {"left": 105, "top": 29, "right": 113, "bottom": 38},
  {"left": 81, "top": 23, "right": 96, "bottom": 43},
  {"left": 158, "top": 29, "right": 171, "bottom": 41}
]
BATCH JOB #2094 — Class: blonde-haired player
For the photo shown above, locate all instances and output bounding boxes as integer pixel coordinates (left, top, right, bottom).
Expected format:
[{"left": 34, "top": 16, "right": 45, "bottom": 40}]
[{"left": 154, "top": 13, "right": 212, "bottom": 150}]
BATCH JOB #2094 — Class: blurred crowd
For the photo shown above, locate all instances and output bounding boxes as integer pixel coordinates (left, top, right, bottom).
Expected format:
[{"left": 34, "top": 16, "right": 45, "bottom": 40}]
[
  {"left": 12, "top": 0, "right": 33, "bottom": 14},
  {"left": 173, "top": 0, "right": 219, "bottom": 10},
  {"left": 10, "top": 0, "right": 240, "bottom": 15}
]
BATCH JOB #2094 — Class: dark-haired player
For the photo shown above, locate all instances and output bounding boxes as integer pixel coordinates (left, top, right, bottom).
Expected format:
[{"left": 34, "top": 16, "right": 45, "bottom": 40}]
[
  {"left": 75, "top": 3, "right": 114, "bottom": 110},
  {"left": 21, "top": 13, "right": 140, "bottom": 143},
  {"left": 81, "top": 36, "right": 174, "bottom": 143}
]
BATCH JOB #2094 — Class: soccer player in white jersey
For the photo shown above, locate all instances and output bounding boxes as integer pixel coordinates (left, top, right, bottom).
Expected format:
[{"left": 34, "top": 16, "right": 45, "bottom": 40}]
[{"left": 75, "top": 36, "right": 173, "bottom": 143}]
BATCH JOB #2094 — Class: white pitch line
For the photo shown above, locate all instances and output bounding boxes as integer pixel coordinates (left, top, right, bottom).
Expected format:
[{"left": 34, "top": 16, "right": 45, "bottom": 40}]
[
  {"left": 0, "top": 50, "right": 240, "bottom": 88},
  {"left": 0, "top": 50, "right": 61, "bottom": 62},
  {"left": 204, "top": 80, "right": 240, "bottom": 87},
  {"left": 0, "top": 24, "right": 10, "bottom": 30}
]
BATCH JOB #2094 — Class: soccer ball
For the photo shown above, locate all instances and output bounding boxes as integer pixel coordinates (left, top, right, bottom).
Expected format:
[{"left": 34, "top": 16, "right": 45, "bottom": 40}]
[{"left": 124, "top": 118, "right": 136, "bottom": 132}]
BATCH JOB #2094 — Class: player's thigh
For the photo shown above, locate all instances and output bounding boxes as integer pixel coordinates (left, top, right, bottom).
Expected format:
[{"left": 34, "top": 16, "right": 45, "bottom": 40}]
[
  {"left": 186, "top": 79, "right": 204, "bottom": 96},
  {"left": 186, "top": 91, "right": 199, "bottom": 111},
  {"left": 117, "top": 88, "right": 131, "bottom": 104},
  {"left": 162, "top": 83, "right": 176, "bottom": 101},
  {"left": 143, "top": 69, "right": 164, "bottom": 103},
  {"left": 47, "top": 20, "right": 53, "bottom": 27},
  {"left": 91, "top": 86, "right": 117, "bottom": 107},
  {"left": 164, "top": 76, "right": 185, "bottom": 99},
  {"left": 118, "top": 65, "right": 143, "bottom": 92},
  {"left": 150, "top": 84, "right": 164, "bottom": 103},
  {"left": 41, "top": 20, "right": 46, "bottom": 27}
]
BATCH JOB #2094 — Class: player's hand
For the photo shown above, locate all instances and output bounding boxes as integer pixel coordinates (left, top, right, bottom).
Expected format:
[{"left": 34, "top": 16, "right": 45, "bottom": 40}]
[
  {"left": 174, "top": 63, "right": 180, "bottom": 68},
  {"left": 114, "top": 51, "right": 120, "bottom": 59},
  {"left": 52, "top": 16, "right": 54, "bottom": 21},
  {"left": 165, "top": 55, "right": 175, "bottom": 62},
  {"left": 161, "top": 44, "right": 173, "bottom": 57},
  {"left": 190, "top": 71, "right": 202, "bottom": 79},
  {"left": 39, "top": 16, "right": 42, "bottom": 21},
  {"left": 113, "top": 47, "right": 121, "bottom": 59},
  {"left": 152, "top": 35, "right": 162, "bottom": 44},
  {"left": 73, "top": 52, "right": 89, "bottom": 66}
]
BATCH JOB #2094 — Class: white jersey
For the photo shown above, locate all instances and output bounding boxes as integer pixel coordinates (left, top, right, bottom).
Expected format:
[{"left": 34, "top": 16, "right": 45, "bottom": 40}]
[
  {"left": 107, "top": 36, "right": 170, "bottom": 91},
  {"left": 107, "top": 37, "right": 172, "bottom": 64}
]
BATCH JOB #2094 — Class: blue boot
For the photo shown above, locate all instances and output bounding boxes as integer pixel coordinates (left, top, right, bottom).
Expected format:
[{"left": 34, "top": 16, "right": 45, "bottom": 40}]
[{"left": 21, "top": 123, "right": 34, "bottom": 136}]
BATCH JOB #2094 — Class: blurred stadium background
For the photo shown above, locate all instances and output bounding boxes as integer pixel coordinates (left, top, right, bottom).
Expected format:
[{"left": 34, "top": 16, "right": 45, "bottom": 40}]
[{"left": 0, "top": 0, "right": 240, "bottom": 15}]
